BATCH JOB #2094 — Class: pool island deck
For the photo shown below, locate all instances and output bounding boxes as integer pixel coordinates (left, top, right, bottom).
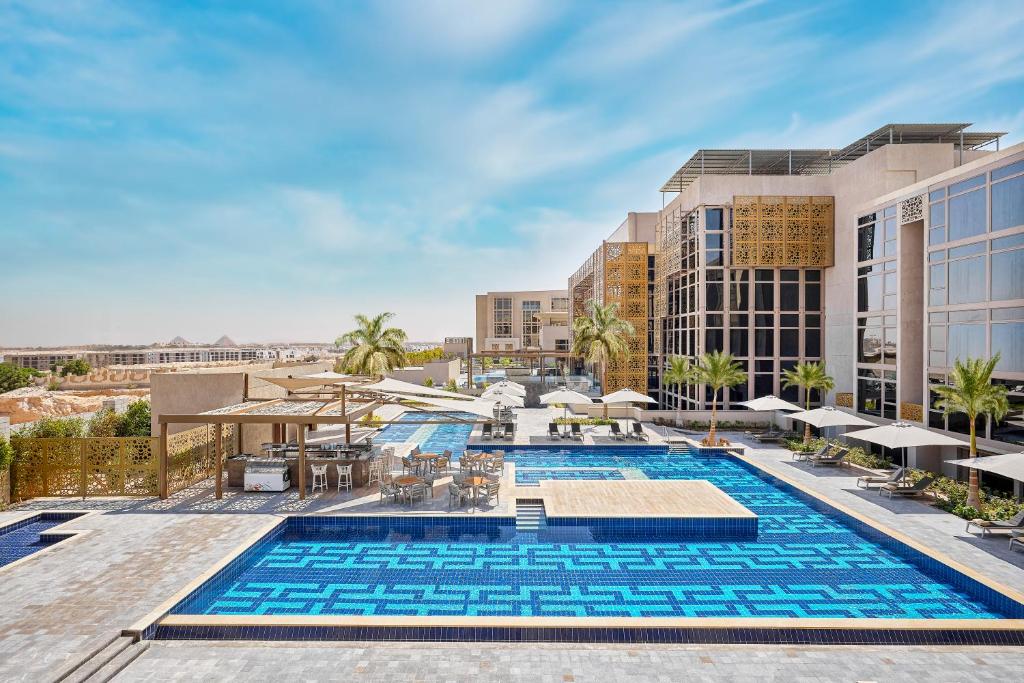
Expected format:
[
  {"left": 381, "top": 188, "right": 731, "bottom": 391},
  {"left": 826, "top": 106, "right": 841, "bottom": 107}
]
[{"left": 533, "top": 479, "right": 755, "bottom": 519}]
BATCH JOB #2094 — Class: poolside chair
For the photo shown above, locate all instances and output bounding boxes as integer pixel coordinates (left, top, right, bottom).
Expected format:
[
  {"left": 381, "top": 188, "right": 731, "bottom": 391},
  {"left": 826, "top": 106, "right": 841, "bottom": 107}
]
[
  {"left": 405, "top": 482, "right": 427, "bottom": 505},
  {"left": 379, "top": 479, "right": 401, "bottom": 504},
  {"left": 879, "top": 475, "right": 934, "bottom": 499},
  {"left": 965, "top": 510, "right": 1024, "bottom": 537},
  {"left": 502, "top": 423, "right": 515, "bottom": 439},
  {"left": 809, "top": 446, "right": 848, "bottom": 467},
  {"left": 401, "top": 455, "right": 417, "bottom": 475},
  {"left": 481, "top": 480, "right": 500, "bottom": 505},
  {"left": 1010, "top": 532, "right": 1024, "bottom": 553},
  {"left": 631, "top": 423, "right": 648, "bottom": 441},
  {"left": 856, "top": 468, "right": 905, "bottom": 489},
  {"left": 570, "top": 423, "right": 584, "bottom": 441},
  {"left": 548, "top": 422, "right": 561, "bottom": 439},
  {"left": 609, "top": 422, "right": 626, "bottom": 440},
  {"left": 481, "top": 423, "right": 493, "bottom": 439},
  {"left": 448, "top": 482, "right": 471, "bottom": 509},
  {"left": 792, "top": 443, "right": 828, "bottom": 462},
  {"left": 486, "top": 454, "right": 505, "bottom": 473},
  {"left": 434, "top": 457, "right": 450, "bottom": 474}
]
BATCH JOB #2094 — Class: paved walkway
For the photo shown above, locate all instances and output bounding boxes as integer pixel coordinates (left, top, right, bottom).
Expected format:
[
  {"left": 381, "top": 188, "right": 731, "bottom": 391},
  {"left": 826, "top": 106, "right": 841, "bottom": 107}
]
[{"left": 2, "top": 421, "right": 1024, "bottom": 681}]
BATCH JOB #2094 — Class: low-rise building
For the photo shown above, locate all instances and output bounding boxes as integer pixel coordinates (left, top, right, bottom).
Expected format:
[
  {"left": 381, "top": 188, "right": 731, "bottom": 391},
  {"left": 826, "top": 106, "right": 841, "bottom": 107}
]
[{"left": 475, "top": 289, "right": 570, "bottom": 353}]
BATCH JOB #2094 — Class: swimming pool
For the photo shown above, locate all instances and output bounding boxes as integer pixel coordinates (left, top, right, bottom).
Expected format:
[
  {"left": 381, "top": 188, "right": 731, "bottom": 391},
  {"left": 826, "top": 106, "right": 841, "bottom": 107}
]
[
  {"left": 155, "top": 446, "right": 1024, "bottom": 643},
  {"left": 0, "top": 512, "right": 85, "bottom": 568},
  {"left": 376, "top": 411, "right": 476, "bottom": 457}
]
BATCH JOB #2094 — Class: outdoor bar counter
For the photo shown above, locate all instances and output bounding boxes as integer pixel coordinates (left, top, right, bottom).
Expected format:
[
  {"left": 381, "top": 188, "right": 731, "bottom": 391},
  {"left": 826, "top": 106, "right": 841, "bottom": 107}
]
[{"left": 227, "top": 450, "right": 375, "bottom": 490}]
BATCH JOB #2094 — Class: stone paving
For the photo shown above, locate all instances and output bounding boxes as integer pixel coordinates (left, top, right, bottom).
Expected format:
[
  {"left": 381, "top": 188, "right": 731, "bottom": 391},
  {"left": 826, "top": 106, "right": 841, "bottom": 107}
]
[{"left": 2, "top": 419, "right": 1024, "bottom": 680}]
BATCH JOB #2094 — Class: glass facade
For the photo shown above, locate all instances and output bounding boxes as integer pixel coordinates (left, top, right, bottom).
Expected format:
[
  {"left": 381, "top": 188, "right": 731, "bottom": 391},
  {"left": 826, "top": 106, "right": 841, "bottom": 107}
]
[
  {"left": 493, "top": 297, "right": 512, "bottom": 337},
  {"left": 521, "top": 300, "right": 541, "bottom": 348},
  {"left": 660, "top": 203, "right": 824, "bottom": 411}
]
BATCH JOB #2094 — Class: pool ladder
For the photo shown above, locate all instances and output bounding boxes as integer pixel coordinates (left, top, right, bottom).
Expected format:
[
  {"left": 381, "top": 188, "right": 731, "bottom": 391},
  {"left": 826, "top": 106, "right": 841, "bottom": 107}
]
[{"left": 515, "top": 500, "right": 547, "bottom": 531}]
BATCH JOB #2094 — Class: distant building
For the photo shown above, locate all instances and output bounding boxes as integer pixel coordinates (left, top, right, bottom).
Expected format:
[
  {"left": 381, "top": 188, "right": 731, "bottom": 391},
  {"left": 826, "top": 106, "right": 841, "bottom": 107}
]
[
  {"left": 475, "top": 289, "right": 570, "bottom": 353},
  {"left": 442, "top": 337, "right": 473, "bottom": 359}
]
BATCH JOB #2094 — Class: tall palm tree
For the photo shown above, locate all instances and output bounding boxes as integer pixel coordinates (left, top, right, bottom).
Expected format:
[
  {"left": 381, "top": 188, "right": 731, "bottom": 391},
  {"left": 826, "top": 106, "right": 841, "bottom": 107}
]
[
  {"left": 933, "top": 354, "right": 1009, "bottom": 510},
  {"left": 690, "top": 350, "right": 747, "bottom": 445},
  {"left": 335, "top": 312, "right": 408, "bottom": 378},
  {"left": 572, "top": 300, "right": 635, "bottom": 417},
  {"left": 782, "top": 361, "right": 835, "bottom": 444},
  {"left": 663, "top": 355, "right": 694, "bottom": 428}
]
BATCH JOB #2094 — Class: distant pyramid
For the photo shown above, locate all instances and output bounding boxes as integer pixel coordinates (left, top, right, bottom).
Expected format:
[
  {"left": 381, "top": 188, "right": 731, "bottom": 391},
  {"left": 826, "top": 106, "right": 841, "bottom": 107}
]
[
  {"left": 168, "top": 336, "right": 192, "bottom": 347},
  {"left": 213, "top": 335, "right": 238, "bottom": 347}
]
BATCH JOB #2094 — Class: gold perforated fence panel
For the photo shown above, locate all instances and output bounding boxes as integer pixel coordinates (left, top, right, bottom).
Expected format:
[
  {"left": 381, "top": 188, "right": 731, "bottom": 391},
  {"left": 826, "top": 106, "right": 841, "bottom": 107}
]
[
  {"left": 166, "top": 424, "right": 238, "bottom": 495},
  {"left": 11, "top": 437, "right": 159, "bottom": 500},
  {"left": 732, "top": 196, "right": 834, "bottom": 267},
  {"left": 603, "top": 242, "right": 649, "bottom": 395}
]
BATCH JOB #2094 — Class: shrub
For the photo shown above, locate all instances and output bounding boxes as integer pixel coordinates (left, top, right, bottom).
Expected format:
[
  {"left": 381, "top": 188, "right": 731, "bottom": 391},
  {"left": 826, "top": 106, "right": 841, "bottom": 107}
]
[
  {"left": 0, "top": 436, "right": 13, "bottom": 471},
  {"left": 842, "top": 446, "right": 893, "bottom": 470},
  {"left": 87, "top": 409, "right": 122, "bottom": 437},
  {"left": 0, "top": 363, "right": 42, "bottom": 393},
  {"left": 423, "top": 377, "right": 435, "bottom": 388},
  {"left": 59, "top": 359, "right": 91, "bottom": 376},
  {"left": 443, "top": 379, "right": 458, "bottom": 393},
  {"left": 116, "top": 400, "right": 151, "bottom": 437},
  {"left": 46, "top": 378, "right": 61, "bottom": 391},
  {"left": 15, "top": 416, "right": 85, "bottom": 439}
]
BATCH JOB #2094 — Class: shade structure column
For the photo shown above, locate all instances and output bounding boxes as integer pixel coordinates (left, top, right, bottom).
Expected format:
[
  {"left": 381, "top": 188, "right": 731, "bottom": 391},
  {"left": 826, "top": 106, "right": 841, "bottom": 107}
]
[
  {"left": 214, "top": 423, "right": 223, "bottom": 500},
  {"left": 297, "top": 423, "right": 306, "bottom": 500}
]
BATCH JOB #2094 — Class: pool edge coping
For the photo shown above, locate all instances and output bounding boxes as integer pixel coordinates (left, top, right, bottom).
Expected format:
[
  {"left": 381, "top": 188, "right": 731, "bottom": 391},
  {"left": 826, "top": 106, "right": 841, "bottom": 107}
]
[{"left": 0, "top": 509, "right": 99, "bottom": 575}]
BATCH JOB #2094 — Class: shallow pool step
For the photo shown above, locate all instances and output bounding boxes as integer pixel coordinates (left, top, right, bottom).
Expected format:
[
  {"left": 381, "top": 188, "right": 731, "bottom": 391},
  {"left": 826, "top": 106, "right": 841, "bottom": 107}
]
[
  {"left": 515, "top": 502, "right": 547, "bottom": 531},
  {"left": 668, "top": 444, "right": 689, "bottom": 455}
]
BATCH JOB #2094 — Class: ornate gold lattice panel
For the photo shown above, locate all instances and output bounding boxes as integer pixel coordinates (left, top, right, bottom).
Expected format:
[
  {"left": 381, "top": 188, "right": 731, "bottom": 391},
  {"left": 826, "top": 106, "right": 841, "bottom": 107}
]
[
  {"left": 602, "top": 241, "right": 649, "bottom": 395},
  {"left": 732, "top": 196, "right": 834, "bottom": 267},
  {"left": 835, "top": 392, "right": 854, "bottom": 408},
  {"left": 10, "top": 437, "right": 158, "bottom": 500},
  {"left": 900, "top": 402, "right": 924, "bottom": 422},
  {"left": 166, "top": 424, "right": 238, "bottom": 495}
]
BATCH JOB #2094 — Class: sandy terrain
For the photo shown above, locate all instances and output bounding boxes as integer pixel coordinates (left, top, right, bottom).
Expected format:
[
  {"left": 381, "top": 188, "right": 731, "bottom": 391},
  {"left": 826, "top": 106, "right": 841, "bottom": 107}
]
[{"left": 0, "top": 387, "right": 150, "bottom": 424}]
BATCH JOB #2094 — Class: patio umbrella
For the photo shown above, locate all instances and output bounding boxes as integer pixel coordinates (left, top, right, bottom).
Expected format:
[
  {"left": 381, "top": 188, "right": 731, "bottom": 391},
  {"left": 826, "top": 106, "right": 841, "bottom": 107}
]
[
  {"left": 540, "top": 388, "right": 593, "bottom": 424},
  {"left": 486, "top": 391, "right": 525, "bottom": 408},
  {"left": 737, "top": 395, "right": 802, "bottom": 435},
  {"left": 600, "top": 388, "right": 657, "bottom": 430},
  {"left": 846, "top": 421, "right": 968, "bottom": 481},
  {"left": 947, "top": 452, "right": 1024, "bottom": 484},
  {"left": 789, "top": 406, "right": 875, "bottom": 437}
]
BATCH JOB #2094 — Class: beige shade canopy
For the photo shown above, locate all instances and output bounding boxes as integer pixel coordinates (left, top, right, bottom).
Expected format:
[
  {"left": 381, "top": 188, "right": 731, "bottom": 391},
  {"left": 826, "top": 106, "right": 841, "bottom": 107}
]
[
  {"left": 358, "top": 377, "right": 471, "bottom": 400},
  {"left": 788, "top": 406, "right": 876, "bottom": 429},
  {"left": 260, "top": 375, "right": 365, "bottom": 392},
  {"left": 600, "top": 388, "right": 657, "bottom": 405},
  {"left": 947, "top": 452, "right": 1024, "bottom": 483},
  {"left": 738, "top": 395, "right": 803, "bottom": 412},
  {"left": 483, "top": 381, "right": 527, "bottom": 397},
  {"left": 405, "top": 395, "right": 498, "bottom": 419}
]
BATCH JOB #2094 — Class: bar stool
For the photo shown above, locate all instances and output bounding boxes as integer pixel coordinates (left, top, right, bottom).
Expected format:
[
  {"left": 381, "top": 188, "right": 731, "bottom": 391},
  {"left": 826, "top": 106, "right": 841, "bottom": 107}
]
[
  {"left": 336, "top": 464, "right": 353, "bottom": 493},
  {"left": 367, "top": 458, "right": 383, "bottom": 486},
  {"left": 310, "top": 464, "right": 328, "bottom": 494}
]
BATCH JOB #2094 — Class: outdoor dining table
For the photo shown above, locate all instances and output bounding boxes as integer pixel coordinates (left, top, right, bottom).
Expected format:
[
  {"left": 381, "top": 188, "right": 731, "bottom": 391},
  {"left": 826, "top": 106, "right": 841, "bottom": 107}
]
[
  {"left": 393, "top": 475, "right": 425, "bottom": 504},
  {"left": 411, "top": 452, "right": 442, "bottom": 472},
  {"left": 462, "top": 474, "right": 497, "bottom": 510},
  {"left": 460, "top": 453, "right": 489, "bottom": 472}
]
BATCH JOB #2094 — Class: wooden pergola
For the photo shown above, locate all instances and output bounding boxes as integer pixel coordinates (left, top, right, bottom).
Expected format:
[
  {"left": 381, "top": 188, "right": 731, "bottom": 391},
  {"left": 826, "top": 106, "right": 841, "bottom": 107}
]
[{"left": 157, "top": 380, "right": 494, "bottom": 501}]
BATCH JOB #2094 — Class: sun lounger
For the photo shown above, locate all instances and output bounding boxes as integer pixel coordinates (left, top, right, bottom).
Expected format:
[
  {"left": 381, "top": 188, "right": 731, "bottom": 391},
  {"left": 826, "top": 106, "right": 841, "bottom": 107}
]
[
  {"left": 481, "top": 423, "right": 493, "bottom": 440},
  {"left": 856, "top": 467, "right": 905, "bottom": 488},
  {"left": 879, "top": 475, "right": 934, "bottom": 499},
  {"left": 965, "top": 510, "right": 1024, "bottom": 537},
  {"left": 609, "top": 422, "right": 626, "bottom": 440},
  {"left": 570, "top": 423, "right": 584, "bottom": 441},
  {"left": 502, "top": 423, "right": 515, "bottom": 439},
  {"left": 793, "top": 444, "right": 827, "bottom": 461},
  {"left": 631, "top": 423, "right": 648, "bottom": 441},
  {"left": 1010, "top": 532, "right": 1024, "bottom": 552},
  {"left": 809, "top": 446, "right": 848, "bottom": 467},
  {"left": 548, "top": 422, "right": 561, "bottom": 439}
]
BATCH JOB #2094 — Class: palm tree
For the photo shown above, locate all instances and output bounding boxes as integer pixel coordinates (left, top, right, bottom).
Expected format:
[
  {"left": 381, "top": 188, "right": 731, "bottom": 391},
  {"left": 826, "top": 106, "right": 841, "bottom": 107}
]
[
  {"left": 933, "top": 354, "right": 1009, "bottom": 510},
  {"left": 690, "top": 350, "right": 747, "bottom": 445},
  {"left": 663, "top": 355, "right": 694, "bottom": 428},
  {"left": 782, "top": 361, "right": 835, "bottom": 444},
  {"left": 335, "top": 312, "right": 408, "bottom": 378},
  {"left": 571, "top": 300, "right": 635, "bottom": 417}
]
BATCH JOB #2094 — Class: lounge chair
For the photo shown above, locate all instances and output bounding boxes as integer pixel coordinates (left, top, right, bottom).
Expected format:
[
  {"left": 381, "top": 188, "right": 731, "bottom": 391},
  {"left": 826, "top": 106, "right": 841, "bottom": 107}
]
[
  {"left": 548, "top": 422, "right": 561, "bottom": 439},
  {"left": 379, "top": 479, "right": 401, "bottom": 504},
  {"left": 503, "top": 423, "right": 515, "bottom": 439},
  {"left": 965, "top": 510, "right": 1024, "bottom": 537},
  {"left": 792, "top": 444, "right": 827, "bottom": 461},
  {"left": 631, "top": 423, "right": 648, "bottom": 441},
  {"left": 809, "top": 446, "right": 848, "bottom": 467},
  {"left": 481, "top": 423, "right": 493, "bottom": 439},
  {"left": 609, "top": 422, "right": 626, "bottom": 440},
  {"left": 1010, "top": 532, "right": 1024, "bottom": 552},
  {"left": 856, "top": 467, "right": 905, "bottom": 489},
  {"left": 570, "top": 423, "right": 584, "bottom": 441},
  {"left": 879, "top": 476, "right": 934, "bottom": 499}
]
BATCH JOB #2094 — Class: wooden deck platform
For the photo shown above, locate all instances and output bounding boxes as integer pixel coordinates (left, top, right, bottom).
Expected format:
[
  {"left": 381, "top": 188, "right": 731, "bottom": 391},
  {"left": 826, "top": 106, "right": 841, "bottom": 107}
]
[{"left": 533, "top": 480, "right": 755, "bottom": 519}]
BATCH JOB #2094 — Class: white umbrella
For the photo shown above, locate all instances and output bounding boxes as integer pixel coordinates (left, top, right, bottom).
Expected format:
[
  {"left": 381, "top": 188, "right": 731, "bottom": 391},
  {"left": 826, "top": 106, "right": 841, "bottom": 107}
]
[
  {"left": 947, "top": 452, "right": 1024, "bottom": 483},
  {"left": 738, "top": 395, "right": 803, "bottom": 435},
  {"left": 600, "top": 388, "right": 657, "bottom": 431},
  {"left": 847, "top": 421, "right": 968, "bottom": 481},
  {"left": 487, "top": 392, "right": 524, "bottom": 408},
  {"left": 540, "top": 389, "right": 593, "bottom": 427},
  {"left": 789, "top": 406, "right": 876, "bottom": 429},
  {"left": 483, "top": 380, "right": 526, "bottom": 397}
]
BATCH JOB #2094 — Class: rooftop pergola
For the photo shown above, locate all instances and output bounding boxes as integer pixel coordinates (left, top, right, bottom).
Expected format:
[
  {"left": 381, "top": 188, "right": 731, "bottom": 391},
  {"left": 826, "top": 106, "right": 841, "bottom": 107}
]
[{"left": 157, "top": 377, "right": 499, "bottom": 501}]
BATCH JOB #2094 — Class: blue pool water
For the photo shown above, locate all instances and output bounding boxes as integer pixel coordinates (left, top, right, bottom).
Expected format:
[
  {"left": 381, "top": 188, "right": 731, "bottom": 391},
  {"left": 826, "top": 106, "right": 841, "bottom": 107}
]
[
  {"left": 170, "top": 447, "right": 1023, "bottom": 621},
  {"left": 0, "top": 513, "right": 83, "bottom": 567},
  {"left": 377, "top": 411, "right": 476, "bottom": 457}
]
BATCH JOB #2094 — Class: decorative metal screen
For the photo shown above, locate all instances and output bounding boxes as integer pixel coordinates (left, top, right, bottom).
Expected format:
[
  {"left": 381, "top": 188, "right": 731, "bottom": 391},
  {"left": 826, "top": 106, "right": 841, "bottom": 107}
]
[
  {"left": 732, "top": 196, "right": 834, "bottom": 267},
  {"left": 11, "top": 437, "right": 159, "bottom": 500},
  {"left": 899, "top": 194, "right": 924, "bottom": 224},
  {"left": 166, "top": 424, "right": 238, "bottom": 495}
]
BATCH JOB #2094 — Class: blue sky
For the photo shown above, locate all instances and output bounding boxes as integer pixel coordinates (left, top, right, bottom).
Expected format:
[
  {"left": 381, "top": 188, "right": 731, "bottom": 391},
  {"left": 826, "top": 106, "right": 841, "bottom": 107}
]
[{"left": 2, "top": 0, "right": 1023, "bottom": 347}]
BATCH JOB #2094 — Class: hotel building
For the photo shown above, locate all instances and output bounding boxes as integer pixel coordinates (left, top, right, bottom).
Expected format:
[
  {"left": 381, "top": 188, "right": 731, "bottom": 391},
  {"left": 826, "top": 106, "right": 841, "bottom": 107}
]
[
  {"left": 567, "top": 123, "right": 1022, "bottom": 465},
  {"left": 474, "top": 290, "right": 570, "bottom": 353}
]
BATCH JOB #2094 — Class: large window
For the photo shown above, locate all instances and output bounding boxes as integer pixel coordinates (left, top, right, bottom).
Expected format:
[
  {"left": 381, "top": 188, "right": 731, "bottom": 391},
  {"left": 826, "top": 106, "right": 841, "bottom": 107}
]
[
  {"left": 948, "top": 178, "right": 986, "bottom": 241},
  {"left": 521, "top": 300, "right": 541, "bottom": 347},
  {"left": 858, "top": 369, "right": 896, "bottom": 418},
  {"left": 493, "top": 297, "right": 512, "bottom": 337}
]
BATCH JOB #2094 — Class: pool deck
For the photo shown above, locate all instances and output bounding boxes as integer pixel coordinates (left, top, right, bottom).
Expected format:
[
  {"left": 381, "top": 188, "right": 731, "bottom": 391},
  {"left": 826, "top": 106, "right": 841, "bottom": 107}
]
[
  {"left": 1, "top": 413, "right": 1023, "bottom": 680},
  {"left": 535, "top": 479, "right": 755, "bottom": 520}
]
